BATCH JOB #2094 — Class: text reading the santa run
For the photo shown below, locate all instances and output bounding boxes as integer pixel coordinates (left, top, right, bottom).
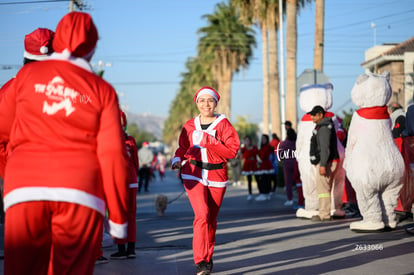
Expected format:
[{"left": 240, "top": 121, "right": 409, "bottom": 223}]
[
  {"left": 352, "top": 243, "right": 384, "bottom": 251},
  {"left": 34, "top": 76, "right": 92, "bottom": 117}
]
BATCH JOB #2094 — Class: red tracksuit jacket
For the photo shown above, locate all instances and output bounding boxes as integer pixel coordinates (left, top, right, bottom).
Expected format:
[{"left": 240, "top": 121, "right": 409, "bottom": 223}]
[
  {"left": 0, "top": 58, "right": 129, "bottom": 238},
  {"left": 173, "top": 114, "right": 240, "bottom": 187}
]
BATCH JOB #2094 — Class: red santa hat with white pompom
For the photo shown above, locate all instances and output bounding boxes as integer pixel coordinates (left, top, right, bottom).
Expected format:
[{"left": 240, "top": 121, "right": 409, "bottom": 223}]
[{"left": 23, "top": 28, "right": 54, "bottom": 61}]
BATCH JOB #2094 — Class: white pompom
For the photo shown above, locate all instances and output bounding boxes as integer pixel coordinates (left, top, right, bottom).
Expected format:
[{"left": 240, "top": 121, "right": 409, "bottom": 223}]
[{"left": 40, "top": 46, "right": 48, "bottom": 54}]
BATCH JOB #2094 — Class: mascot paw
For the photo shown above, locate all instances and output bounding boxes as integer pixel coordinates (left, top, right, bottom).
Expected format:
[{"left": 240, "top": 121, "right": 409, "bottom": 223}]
[
  {"left": 350, "top": 220, "right": 384, "bottom": 232},
  {"left": 296, "top": 208, "right": 319, "bottom": 219}
]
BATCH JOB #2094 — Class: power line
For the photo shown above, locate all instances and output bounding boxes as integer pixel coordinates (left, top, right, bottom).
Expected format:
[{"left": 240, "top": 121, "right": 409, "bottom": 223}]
[{"left": 0, "top": 0, "right": 67, "bottom": 5}]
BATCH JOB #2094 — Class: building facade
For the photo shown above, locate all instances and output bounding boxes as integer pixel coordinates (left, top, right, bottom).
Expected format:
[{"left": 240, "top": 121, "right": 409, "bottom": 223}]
[{"left": 361, "top": 37, "right": 414, "bottom": 109}]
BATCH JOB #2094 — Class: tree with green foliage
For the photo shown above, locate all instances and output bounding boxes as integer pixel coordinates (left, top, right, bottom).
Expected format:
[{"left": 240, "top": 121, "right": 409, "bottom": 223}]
[
  {"left": 341, "top": 108, "right": 354, "bottom": 131},
  {"left": 126, "top": 123, "right": 156, "bottom": 147},
  {"left": 232, "top": 115, "right": 259, "bottom": 145},
  {"left": 198, "top": 1, "right": 256, "bottom": 120}
]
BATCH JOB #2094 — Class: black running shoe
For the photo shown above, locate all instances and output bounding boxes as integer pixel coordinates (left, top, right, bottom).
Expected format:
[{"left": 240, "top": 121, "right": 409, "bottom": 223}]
[
  {"left": 196, "top": 261, "right": 210, "bottom": 275},
  {"left": 95, "top": 256, "right": 109, "bottom": 265},
  {"left": 206, "top": 259, "right": 214, "bottom": 272},
  {"left": 110, "top": 251, "right": 127, "bottom": 260}
]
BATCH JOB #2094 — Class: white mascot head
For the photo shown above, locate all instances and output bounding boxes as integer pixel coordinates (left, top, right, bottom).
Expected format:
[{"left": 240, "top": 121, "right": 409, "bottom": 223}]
[
  {"left": 299, "top": 83, "right": 334, "bottom": 113},
  {"left": 351, "top": 71, "right": 392, "bottom": 108}
]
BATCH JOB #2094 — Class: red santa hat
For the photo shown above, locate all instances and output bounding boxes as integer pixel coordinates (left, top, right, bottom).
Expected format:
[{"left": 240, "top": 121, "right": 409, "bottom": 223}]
[
  {"left": 53, "top": 12, "right": 98, "bottom": 58},
  {"left": 23, "top": 28, "right": 54, "bottom": 61},
  {"left": 193, "top": 87, "right": 220, "bottom": 103}
]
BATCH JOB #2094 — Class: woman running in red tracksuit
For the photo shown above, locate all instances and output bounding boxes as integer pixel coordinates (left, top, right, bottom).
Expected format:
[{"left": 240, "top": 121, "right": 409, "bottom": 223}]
[
  {"left": 0, "top": 12, "right": 129, "bottom": 275},
  {"left": 171, "top": 87, "right": 240, "bottom": 275}
]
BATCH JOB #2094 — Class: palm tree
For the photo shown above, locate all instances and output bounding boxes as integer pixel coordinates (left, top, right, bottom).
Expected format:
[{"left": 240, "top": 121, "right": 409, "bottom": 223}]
[
  {"left": 266, "top": 1, "right": 281, "bottom": 136},
  {"left": 314, "top": 0, "right": 324, "bottom": 71},
  {"left": 231, "top": 0, "right": 271, "bottom": 135},
  {"left": 163, "top": 57, "right": 214, "bottom": 149},
  {"left": 198, "top": 2, "right": 256, "bottom": 120},
  {"left": 285, "top": 0, "right": 297, "bottom": 130}
]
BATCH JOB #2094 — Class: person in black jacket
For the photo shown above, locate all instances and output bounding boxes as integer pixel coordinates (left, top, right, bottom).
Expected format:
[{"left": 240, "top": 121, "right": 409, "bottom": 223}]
[{"left": 308, "top": 105, "right": 339, "bottom": 221}]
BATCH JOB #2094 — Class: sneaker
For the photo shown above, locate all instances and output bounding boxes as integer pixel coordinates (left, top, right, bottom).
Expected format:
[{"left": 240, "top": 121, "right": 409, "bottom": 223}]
[
  {"left": 255, "top": 194, "right": 267, "bottom": 201},
  {"left": 110, "top": 251, "right": 127, "bottom": 260},
  {"left": 405, "top": 224, "right": 414, "bottom": 235},
  {"left": 206, "top": 259, "right": 214, "bottom": 272},
  {"left": 284, "top": 200, "right": 293, "bottom": 206},
  {"left": 196, "top": 261, "right": 210, "bottom": 275},
  {"left": 127, "top": 250, "right": 136, "bottom": 259},
  {"left": 95, "top": 256, "right": 109, "bottom": 265},
  {"left": 247, "top": 194, "right": 253, "bottom": 201}
]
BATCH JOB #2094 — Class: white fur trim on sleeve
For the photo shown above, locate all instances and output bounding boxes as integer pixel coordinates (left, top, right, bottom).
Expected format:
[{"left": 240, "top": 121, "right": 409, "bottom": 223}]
[
  {"left": 108, "top": 219, "right": 128, "bottom": 239},
  {"left": 171, "top": 157, "right": 181, "bottom": 166}
]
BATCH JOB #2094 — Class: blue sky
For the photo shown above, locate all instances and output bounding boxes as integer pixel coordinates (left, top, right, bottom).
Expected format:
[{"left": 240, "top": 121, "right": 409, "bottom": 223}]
[{"left": 1, "top": 0, "right": 413, "bottom": 125}]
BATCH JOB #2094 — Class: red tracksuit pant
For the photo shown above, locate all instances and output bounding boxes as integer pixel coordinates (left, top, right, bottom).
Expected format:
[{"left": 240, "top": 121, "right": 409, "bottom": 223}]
[
  {"left": 184, "top": 180, "right": 226, "bottom": 264},
  {"left": 5, "top": 201, "right": 102, "bottom": 275}
]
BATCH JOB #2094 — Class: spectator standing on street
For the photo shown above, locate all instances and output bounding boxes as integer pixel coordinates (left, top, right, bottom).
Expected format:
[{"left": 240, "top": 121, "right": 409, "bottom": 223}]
[
  {"left": 241, "top": 136, "right": 259, "bottom": 200},
  {"left": 269, "top": 133, "right": 280, "bottom": 149},
  {"left": 0, "top": 27, "right": 55, "bottom": 225},
  {"left": 138, "top": 141, "right": 154, "bottom": 192},
  {"left": 308, "top": 105, "right": 339, "bottom": 221},
  {"left": 230, "top": 149, "right": 242, "bottom": 186},
  {"left": 269, "top": 133, "right": 280, "bottom": 194},
  {"left": 255, "top": 134, "right": 275, "bottom": 201},
  {"left": 277, "top": 128, "right": 297, "bottom": 206},
  {"left": 0, "top": 12, "right": 129, "bottom": 275},
  {"left": 171, "top": 87, "right": 240, "bottom": 275},
  {"left": 156, "top": 152, "right": 167, "bottom": 181},
  {"left": 284, "top": 120, "right": 293, "bottom": 132},
  {"left": 388, "top": 102, "right": 406, "bottom": 151}
]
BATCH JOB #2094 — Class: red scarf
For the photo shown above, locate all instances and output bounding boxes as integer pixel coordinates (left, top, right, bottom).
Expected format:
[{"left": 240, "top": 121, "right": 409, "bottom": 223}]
[
  {"left": 356, "top": 106, "right": 389, "bottom": 119},
  {"left": 301, "top": 114, "right": 312, "bottom": 121}
]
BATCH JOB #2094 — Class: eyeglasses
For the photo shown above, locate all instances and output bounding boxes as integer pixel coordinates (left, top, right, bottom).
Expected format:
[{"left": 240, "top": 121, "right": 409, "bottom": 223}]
[{"left": 197, "top": 98, "right": 216, "bottom": 104}]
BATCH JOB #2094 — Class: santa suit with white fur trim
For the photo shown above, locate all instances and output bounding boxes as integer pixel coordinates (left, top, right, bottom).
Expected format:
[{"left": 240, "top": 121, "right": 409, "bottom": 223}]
[
  {"left": 344, "top": 72, "right": 404, "bottom": 232},
  {"left": 295, "top": 83, "right": 345, "bottom": 219},
  {"left": 0, "top": 12, "right": 129, "bottom": 275},
  {"left": 172, "top": 111, "right": 240, "bottom": 264}
]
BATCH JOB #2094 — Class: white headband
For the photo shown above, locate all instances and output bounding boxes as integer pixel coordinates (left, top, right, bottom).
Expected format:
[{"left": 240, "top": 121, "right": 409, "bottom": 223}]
[{"left": 196, "top": 88, "right": 218, "bottom": 102}]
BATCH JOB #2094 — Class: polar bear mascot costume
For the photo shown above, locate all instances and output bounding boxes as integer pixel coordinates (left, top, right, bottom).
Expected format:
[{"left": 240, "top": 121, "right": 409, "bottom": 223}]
[
  {"left": 296, "top": 83, "right": 346, "bottom": 219},
  {"left": 344, "top": 71, "right": 404, "bottom": 232}
]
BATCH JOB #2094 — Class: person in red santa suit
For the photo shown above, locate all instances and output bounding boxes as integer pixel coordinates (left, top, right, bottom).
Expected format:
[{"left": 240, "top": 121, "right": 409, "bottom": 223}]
[
  {"left": 110, "top": 111, "right": 139, "bottom": 260},
  {"left": 0, "top": 27, "right": 55, "bottom": 224},
  {"left": 241, "top": 135, "right": 259, "bottom": 200},
  {"left": 171, "top": 87, "right": 240, "bottom": 275},
  {"left": 0, "top": 12, "right": 129, "bottom": 275}
]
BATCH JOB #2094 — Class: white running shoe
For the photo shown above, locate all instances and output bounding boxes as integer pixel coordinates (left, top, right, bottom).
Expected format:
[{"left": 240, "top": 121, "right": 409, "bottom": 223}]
[
  {"left": 255, "top": 194, "right": 267, "bottom": 201},
  {"left": 284, "top": 200, "right": 293, "bottom": 206},
  {"left": 247, "top": 194, "right": 253, "bottom": 201}
]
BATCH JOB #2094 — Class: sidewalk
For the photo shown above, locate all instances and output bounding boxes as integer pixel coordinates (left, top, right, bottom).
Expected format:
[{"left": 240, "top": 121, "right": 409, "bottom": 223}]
[{"left": 94, "top": 170, "right": 414, "bottom": 275}]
